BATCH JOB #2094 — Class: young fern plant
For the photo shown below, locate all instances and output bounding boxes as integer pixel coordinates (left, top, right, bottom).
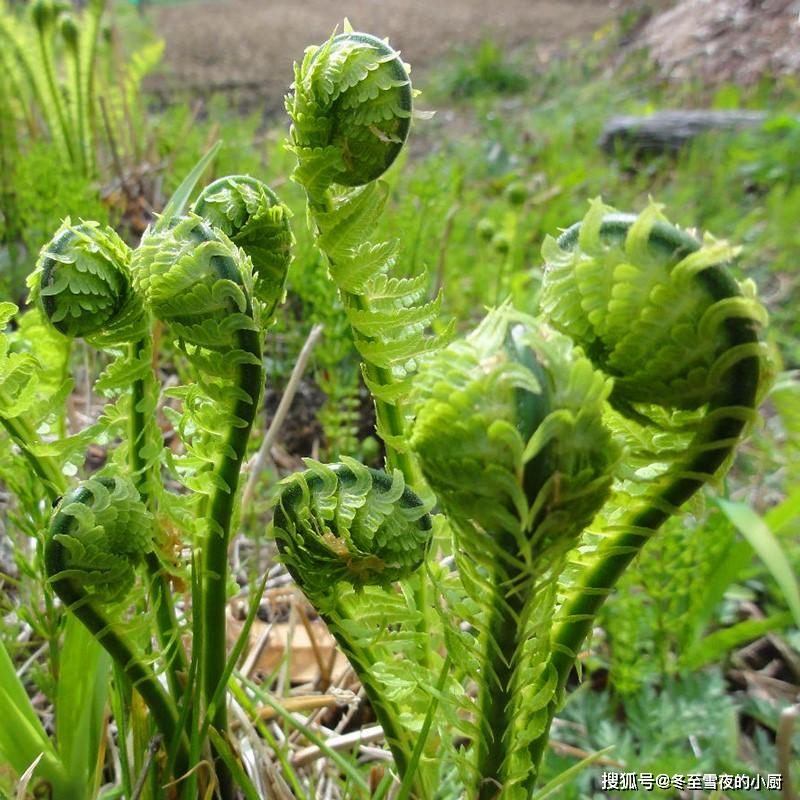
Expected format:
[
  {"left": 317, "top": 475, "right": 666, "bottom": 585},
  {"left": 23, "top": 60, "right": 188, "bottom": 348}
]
[
  {"left": 286, "top": 24, "right": 451, "bottom": 484},
  {"left": 132, "top": 177, "right": 292, "bottom": 790},
  {"left": 3, "top": 159, "right": 294, "bottom": 797},
  {"left": 404, "top": 200, "right": 768, "bottom": 797},
  {"left": 409, "top": 307, "right": 619, "bottom": 798},
  {"left": 272, "top": 459, "right": 434, "bottom": 780},
  {"left": 527, "top": 198, "right": 769, "bottom": 775}
]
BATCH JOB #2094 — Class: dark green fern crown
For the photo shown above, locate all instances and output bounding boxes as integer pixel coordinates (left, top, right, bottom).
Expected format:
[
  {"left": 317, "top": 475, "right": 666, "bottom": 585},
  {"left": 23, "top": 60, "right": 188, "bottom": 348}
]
[
  {"left": 272, "top": 458, "right": 433, "bottom": 598},
  {"left": 286, "top": 25, "right": 413, "bottom": 194},
  {"left": 540, "top": 199, "right": 767, "bottom": 411},
  {"left": 28, "top": 219, "right": 147, "bottom": 344},
  {"left": 191, "top": 175, "right": 293, "bottom": 315}
]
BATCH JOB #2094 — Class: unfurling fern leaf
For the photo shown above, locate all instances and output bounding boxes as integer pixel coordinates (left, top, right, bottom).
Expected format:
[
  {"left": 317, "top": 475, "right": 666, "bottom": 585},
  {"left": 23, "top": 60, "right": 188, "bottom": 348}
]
[
  {"left": 192, "top": 175, "right": 293, "bottom": 317},
  {"left": 287, "top": 28, "right": 448, "bottom": 481},
  {"left": 47, "top": 474, "right": 153, "bottom": 603},
  {"left": 272, "top": 457, "right": 435, "bottom": 785},
  {"left": 410, "top": 305, "right": 618, "bottom": 798},
  {"left": 28, "top": 218, "right": 146, "bottom": 344},
  {"left": 523, "top": 199, "right": 769, "bottom": 788},
  {"left": 273, "top": 457, "right": 432, "bottom": 596},
  {"left": 45, "top": 474, "right": 189, "bottom": 775}
]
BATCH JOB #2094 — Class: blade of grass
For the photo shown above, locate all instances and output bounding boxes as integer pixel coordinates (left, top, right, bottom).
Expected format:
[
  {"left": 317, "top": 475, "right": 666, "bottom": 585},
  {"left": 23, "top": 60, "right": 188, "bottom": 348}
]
[
  {"left": 718, "top": 499, "right": 800, "bottom": 628},
  {"left": 0, "top": 641, "right": 66, "bottom": 790},
  {"left": 207, "top": 727, "right": 261, "bottom": 800},
  {"left": 155, "top": 141, "right": 221, "bottom": 231},
  {"left": 229, "top": 681, "right": 309, "bottom": 800},
  {"left": 530, "top": 745, "right": 615, "bottom": 800},
  {"left": 237, "top": 673, "right": 371, "bottom": 797}
]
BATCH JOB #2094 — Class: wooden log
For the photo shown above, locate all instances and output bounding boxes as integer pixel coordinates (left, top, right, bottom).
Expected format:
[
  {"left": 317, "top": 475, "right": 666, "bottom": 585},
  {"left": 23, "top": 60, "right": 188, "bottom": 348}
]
[{"left": 598, "top": 110, "right": 770, "bottom": 155}]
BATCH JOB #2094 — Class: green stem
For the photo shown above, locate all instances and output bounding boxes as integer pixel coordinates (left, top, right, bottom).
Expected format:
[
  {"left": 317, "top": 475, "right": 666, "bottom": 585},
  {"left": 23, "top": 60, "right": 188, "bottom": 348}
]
[
  {"left": 526, "top": 283, "right": 762, "bottom": 786},
  {"left": 45, "top": 544, "right": 190, "bottom": 779},
  {"left": 476, "top": 545, "right": 528, "bottom": 799},
  {"left": 36, "top": 21, "right": 74, "bottom": 164},
  {"left": 201, "top": 322, "right": 262, "bottom": 798},
  {"left": 128, "top": 340, "right": 187, "bottom": 702},
  {"left": 323, "top": 600, "right": 425, "bottom": 795},
  {"left": 0, "top": 413, "right": 65, "bottom": 502}
]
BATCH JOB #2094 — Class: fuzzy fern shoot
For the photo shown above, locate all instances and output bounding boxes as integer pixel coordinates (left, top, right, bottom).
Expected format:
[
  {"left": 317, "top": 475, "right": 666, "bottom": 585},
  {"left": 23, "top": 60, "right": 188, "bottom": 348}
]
[
  {"left": 273, "top": 457, "right": 432, "bottom": 598},
  {"left": 411, "top": 307, "right": 618, "bottom": 797},
  {"left": 287, "top": 27, "right": 449, "bottom": 485},
  {"left": 28, "top": 219, "right": 147, "bottom": 344},
  {"left": 192, "top": 175, "right": 293, "bottom": 317}
]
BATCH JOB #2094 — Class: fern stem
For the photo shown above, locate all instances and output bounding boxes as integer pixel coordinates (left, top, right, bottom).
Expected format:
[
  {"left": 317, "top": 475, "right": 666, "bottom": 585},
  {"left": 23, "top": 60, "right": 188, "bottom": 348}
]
[
  {"left": 323, "top": 602, "right": 425, "bottom": 794},
  {"left": 128, "top": 339, "right": 187, "bottom": 702},
  {"left": 45, "top": 542, "right": 190, "bottom": 779},
  {"left": 79, "top": 0, "right": 104, "bottom": 176},
  {"left": 476, "top": 542, "right": 528, "bottom": 799},
  {"left": 201, "top": 322, "right": 262, "bottom": 798},
  {"left": 527, "top": 277, "right": 762, "bottom": 784}
]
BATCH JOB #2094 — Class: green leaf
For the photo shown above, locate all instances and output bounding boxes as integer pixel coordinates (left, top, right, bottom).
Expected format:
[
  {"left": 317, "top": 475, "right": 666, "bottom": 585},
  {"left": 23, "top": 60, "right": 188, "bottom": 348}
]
[
  {"left": 718, "top": 499, "right": 800, "bottom": 628},
  {"left": 206, "top": 727, "right": 261, "bottom": 800},
  {"left": 681, "top": 612, "right": 793, "bottom": 670},
  {"left": 0, "top": 642, "right": 66, "bottom": 790},
  {"left": 156, "top": 141, "right": 222, "bottom": 231},
  {"left": 56, "top": 614, "right": 109, "bottom": 800}
]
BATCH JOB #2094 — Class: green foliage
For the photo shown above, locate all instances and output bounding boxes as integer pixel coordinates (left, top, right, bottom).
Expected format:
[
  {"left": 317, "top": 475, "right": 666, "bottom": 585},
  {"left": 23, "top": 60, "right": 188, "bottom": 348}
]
[
  {"left": 0, "top": 17, "right": 797, "bottom": 800},
  {"left": 433, "top": 38, "right": 530, "bottom": 99}
]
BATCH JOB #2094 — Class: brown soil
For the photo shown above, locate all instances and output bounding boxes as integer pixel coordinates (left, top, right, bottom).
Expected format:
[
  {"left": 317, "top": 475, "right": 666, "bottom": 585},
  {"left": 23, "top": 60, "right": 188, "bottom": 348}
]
[{"left": 147, "top": 0, "right": 621, "bottom": 107}]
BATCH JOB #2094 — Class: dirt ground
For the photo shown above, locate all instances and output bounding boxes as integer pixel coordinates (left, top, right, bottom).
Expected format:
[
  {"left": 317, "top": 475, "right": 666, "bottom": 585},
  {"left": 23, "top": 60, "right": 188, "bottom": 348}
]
[
  {"left": 147, "top": 0, "right": 622, "bottom": 107},
  {"left": 641, "top": 0, "right": 800, "bottom": 86}
]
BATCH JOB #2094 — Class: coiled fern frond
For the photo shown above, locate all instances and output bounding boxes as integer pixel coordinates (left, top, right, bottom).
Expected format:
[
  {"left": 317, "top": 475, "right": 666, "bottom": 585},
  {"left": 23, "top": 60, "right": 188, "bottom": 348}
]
[
  {"left": 286, "top": 28, "right": 412, "bottom": 195},
  {"left": 272, "top": 456, "right": 436, "bottom": 787},
  {"left": 192, "top": 174, "right": 293, "bottom": 317},
  {"left": 273, "top": 457, "right": 432, "bottom": 598},
  {"left": 46, "top": 474, "right": 152, "bottom": 603},
  {"left": 287, "top": 28, "right": 449, "bottom": 479},
  {"left": 44, "top": 474, "right": 189, "bottom": 775},
  {"left": 28, "top": 218, "right": 146, "bottom": 345},
  {"left": 410, "top": 305, "right": 618, "bottom": 797},
  {"left": 521, "top": 199, "right": 770, "bottom": 785}
]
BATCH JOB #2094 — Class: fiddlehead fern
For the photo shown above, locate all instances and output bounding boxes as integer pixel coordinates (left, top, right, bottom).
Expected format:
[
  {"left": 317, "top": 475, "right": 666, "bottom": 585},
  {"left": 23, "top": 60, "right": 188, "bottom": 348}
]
[
  {"left": 192, "top": 175, "right": 293, "bottom": 318},
  {"left": 272, "top": 457, "right": 433, "bottom": 780},
  {"left": 273, "top": 457, "right": 432, "bottom": 596},
  {"left": 410, "top": 306, "right": 618, "bottom": 797},
  {"left": 29, "top": 217, "right": 187, "bottom": 701},
  {"left": 28, "top": 219, "right": 146, "bottom": 344},
  {"left": 287, "top": 28, "right": 448, "bottom": 483},
  {"left": 133, "top": 212, "right": 265, "bottom": 774},
  {"left": 44, "top": 475, "right": 189, "bottom": 776},
  {"left": 528, "top": 199, "right": 769, "bottom": 778}
]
